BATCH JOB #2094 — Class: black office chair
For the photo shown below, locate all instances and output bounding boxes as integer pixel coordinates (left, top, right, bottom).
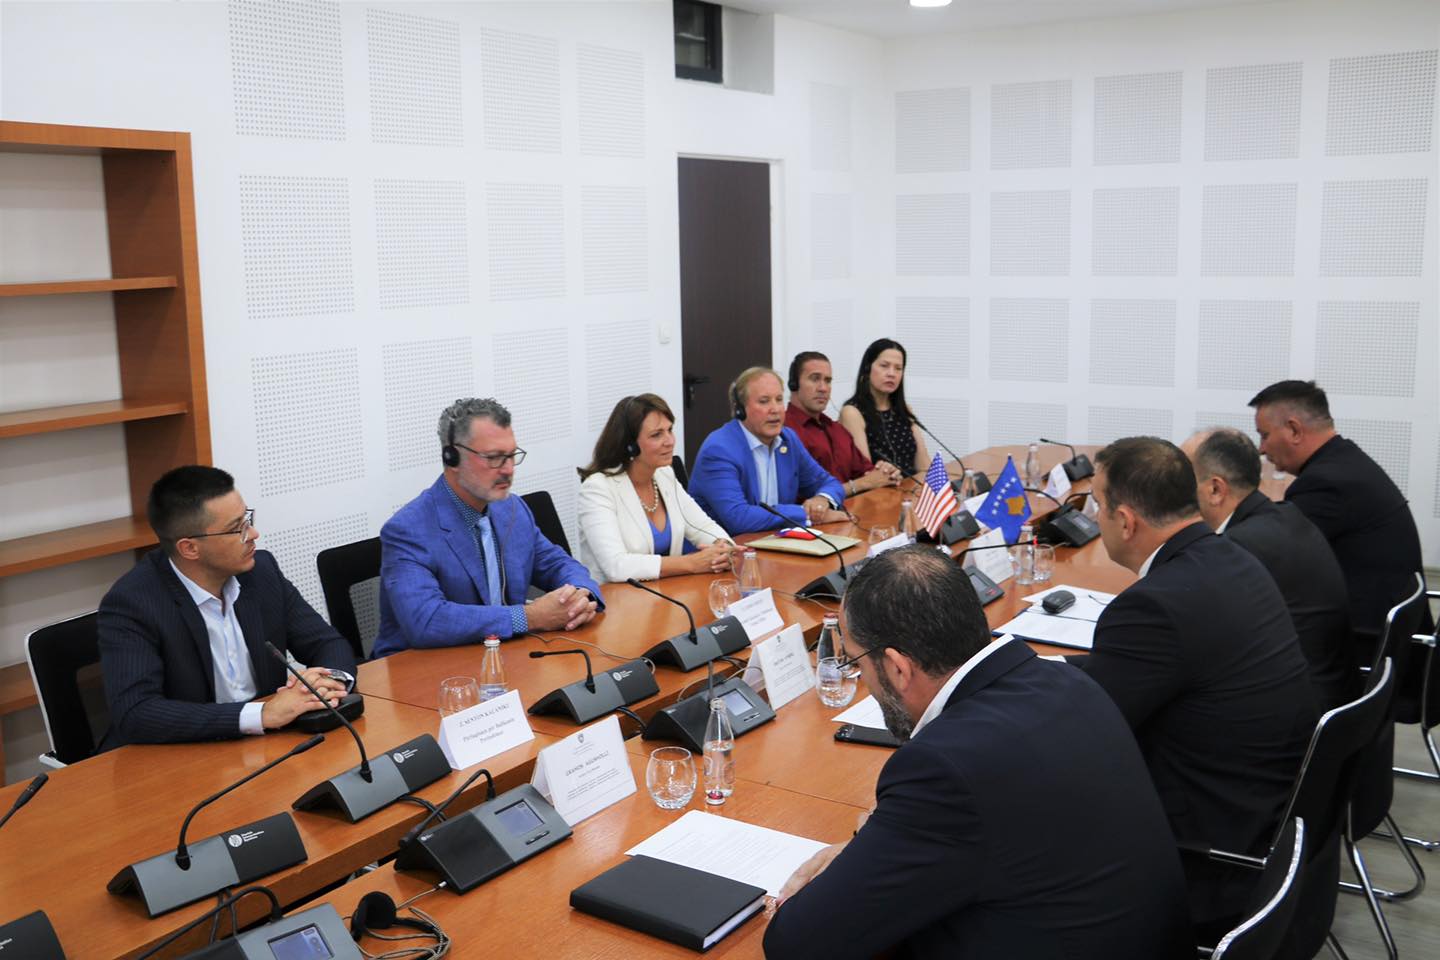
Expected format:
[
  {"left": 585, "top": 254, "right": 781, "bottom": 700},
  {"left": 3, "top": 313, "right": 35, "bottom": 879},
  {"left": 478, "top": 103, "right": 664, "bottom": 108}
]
[
  {"left": 25, "top": 612, "right": 108, "bottom": 767},
  {"left": 1390, "top": 585, "right": 1440, "bottom": 848},
  {"left": 1200, "top": 658, "right": 1396, "bottom": 960},
  {"left": 670, "top": 455, "right": 690, "bottom": 490},
  {"left": 316, "top": 537, "right": 381, "bottom": 661},
  {"left": 521, "top": 490, "right": 571, "bottom": 556},
  {"left": 1201, "top": 818, "right": 1306, "bottom": 960}
]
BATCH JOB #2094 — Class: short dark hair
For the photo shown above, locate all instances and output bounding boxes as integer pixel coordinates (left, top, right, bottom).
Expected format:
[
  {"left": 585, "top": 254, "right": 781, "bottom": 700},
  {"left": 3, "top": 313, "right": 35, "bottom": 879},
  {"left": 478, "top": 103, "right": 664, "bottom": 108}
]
[
  {"left": 787, "top": 351, "right": 829, "bottom": 391},
  {"left": 1247, "top": 380, "right": 1333, "bottom": 426},
  {"left": 1094, "top": 437, "right": 1199, "bottom": 526},
  {"left": 577, "top": 393, "right": 676, "bottom": 480},
  {"left": 147, "top": 465, "right": 235, "bottom": 552},
  {"left": 1193, "top": 428, "right": 1261, "bottom": 494},
  {"left": 842, "top": 545, "right": 989, "bottom": 677}
]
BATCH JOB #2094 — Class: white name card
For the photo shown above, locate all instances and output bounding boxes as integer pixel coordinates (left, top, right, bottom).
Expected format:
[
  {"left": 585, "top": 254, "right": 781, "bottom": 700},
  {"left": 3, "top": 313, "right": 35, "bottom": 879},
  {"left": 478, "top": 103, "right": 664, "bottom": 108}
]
[
  {"left": 752, "top": 624, "right": 815, "bottom": 711},
  {"left": 1044, "top": 462, "right": 1073, "bottom": 501},
  {"left": 964, "top": 527, "right": 1013, "bottom": 584},
  {"left": 438, "top": 689, "right": 535, "bottom": 770},
  {"left": 963, "top": 491, "right": 990, "bottom": 519},
  {"left": 728, "top": 586, "right": 784, "bottom": 641},
  {"left": 866, "top": 531, "right": 910, "bottom": 558},
  {"left": 530, "top": 715, "right": 636, "bottom": 826}
]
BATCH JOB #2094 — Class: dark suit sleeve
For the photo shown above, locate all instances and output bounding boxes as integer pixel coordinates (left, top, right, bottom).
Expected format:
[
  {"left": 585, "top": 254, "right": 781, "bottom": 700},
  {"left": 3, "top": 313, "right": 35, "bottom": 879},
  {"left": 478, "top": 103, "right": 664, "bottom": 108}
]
[
  {"left": 764, "top": 741, "right": 982, "bottom": 959},
  {"left": 1071, "top": 589, "right": 1186, "bottom": 730},
  {"left": 274, "top": 557, "right": 357, "bottom": 676},
  {"left": 794, "top": 435, "right": 847, "bottom": 507},
  {"left": 98, "top": 585, "right": 246, "bottom": 745}
]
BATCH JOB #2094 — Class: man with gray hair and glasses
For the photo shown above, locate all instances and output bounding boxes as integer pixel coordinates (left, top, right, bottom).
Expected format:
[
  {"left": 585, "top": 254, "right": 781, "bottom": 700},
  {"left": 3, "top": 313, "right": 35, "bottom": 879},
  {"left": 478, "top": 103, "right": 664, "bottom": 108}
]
[{"left": 373, "top": 398, "right": 602, "bottom": 657}]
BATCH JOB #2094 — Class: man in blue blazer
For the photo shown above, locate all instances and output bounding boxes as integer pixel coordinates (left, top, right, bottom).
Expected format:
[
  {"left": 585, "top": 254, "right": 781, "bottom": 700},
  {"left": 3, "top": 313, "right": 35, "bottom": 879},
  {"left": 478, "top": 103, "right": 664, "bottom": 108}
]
[
  {"left": 98, "top": 466, "right": 356, "bottom": 748},
  {"left": 689, "top": 367, "right": 848, "bottom": 534},
  {"left": 766, "top": 546, "right": 1192, "bottom": 959},
  {"left": 373, "top": 398, "right": 602, "bottom": 657}
]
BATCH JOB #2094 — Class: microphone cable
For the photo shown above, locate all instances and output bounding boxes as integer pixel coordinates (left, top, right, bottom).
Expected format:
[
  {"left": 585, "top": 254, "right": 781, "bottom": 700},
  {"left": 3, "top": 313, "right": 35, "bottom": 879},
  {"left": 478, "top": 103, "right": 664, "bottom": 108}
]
[{"left": 521, "top": 631, "right": 656, "bottom": 677}]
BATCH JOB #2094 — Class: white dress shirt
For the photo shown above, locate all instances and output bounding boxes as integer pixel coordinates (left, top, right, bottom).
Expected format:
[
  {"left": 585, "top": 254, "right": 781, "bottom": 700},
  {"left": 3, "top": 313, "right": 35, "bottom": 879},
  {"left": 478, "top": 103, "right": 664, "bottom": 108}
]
[
  {"left": 910, "top": 635, "right": 1012, "bottom": 739},
  {"left": 169, "top": 560, "right": 265, "bottom": 735}
]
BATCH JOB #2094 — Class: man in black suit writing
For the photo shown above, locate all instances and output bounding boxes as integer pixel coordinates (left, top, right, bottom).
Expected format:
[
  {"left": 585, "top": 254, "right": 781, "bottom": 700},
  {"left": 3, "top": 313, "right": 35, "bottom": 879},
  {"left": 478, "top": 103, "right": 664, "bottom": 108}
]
[
  {"left": 765, "top": 545, "right": 1192, "bottom": 960},
  {"left": 1074, "top": 437, "right": 1316, "bottom": 937},
  {"left": 98, "top": 466, "right": 356, "bottom": 747},
  {"left": 1249, "top": 379, "right": 1425, "bottom": 652},
  {"left": 1182, "top": 427, "right": 1356, "bottom": 710}
]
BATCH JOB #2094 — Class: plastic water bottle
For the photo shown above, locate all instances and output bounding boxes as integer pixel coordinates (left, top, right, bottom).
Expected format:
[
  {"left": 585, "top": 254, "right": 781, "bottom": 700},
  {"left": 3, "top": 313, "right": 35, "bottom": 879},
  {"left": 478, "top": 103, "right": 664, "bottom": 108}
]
[
  {"left": 738, "top": 548, "right": 763, "bottom": 598},
  {"left": 815, "top": 613, "right": 840, "bottom": 663},
  {"left": 479, "top": 635, "right": 507, "bottom": 701},
  {"left": 1012, "top": 523, "right": 1036, "bottom": 585},
  {"left": 958, "top": 469, "right": 978, "bottom": 501},
  {"left": 703, "top": 699, "right": 735, "bottom": 805},
  {"left": 1023, "top": 442, "right": 1042, "bottom": 488},
  {"left": 898, "top": 499, "right": 918, "bottom": 541}
]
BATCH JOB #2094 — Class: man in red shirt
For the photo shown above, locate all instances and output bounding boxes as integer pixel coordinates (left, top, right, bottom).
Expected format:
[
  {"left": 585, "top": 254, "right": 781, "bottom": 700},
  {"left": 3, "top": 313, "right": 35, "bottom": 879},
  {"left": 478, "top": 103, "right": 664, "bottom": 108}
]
[{"left": 784, "top": 351, "right": 901, "bottom": 497}]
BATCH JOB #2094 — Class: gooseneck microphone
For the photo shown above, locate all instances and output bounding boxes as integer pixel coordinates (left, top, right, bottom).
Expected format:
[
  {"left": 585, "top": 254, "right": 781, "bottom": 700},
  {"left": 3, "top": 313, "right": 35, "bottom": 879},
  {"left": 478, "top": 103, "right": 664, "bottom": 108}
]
[
  {"left": 266, "top": 642, "right": 371, "bottom": 783},
  {"left": 911, "top": 416, "right": 966, "bottom": 476},
  {"left": 1024, "top": 486, "right": 1066, "bottom": 510},
  {"left": 0, "top": 773, "right": 47, "bottom": 831},
  {"left": 1038, "top": 438, "right": 1095, "bottom": 481},
  {"left": 133, "top": 885, "right": 284, "bottom": 960},
  {"left": 400, "top": 766, "right": 495, "bottom": 848},
  {"left": 626, "top": 578, "right": 699, "bottom": 644},
  {"left": 175, "top": 734, "right": 323, "bottom": 869},
  {"left": 529, "top": 649, "right": 596, "bottom": 693}
]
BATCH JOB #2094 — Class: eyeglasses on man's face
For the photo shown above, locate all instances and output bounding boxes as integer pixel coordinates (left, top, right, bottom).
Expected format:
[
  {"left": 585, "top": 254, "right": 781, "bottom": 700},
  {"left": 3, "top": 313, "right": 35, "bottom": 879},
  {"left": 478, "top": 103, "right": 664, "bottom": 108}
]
[
  {"left": 835, "top": 641, "right": 886, "bottom": 674},
  {"left": 455, "top": 443, "right": 527, "bottom": 469},
  {"left": 183, "top": 508, "right": 255, "bottom": 542}
]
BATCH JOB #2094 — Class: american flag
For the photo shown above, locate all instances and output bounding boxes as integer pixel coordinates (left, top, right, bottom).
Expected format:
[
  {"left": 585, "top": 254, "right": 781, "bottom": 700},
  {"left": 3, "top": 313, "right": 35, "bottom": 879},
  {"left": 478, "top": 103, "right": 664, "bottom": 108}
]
[{"left": 913, "top": 453, "right": 958, "bottom": 536}]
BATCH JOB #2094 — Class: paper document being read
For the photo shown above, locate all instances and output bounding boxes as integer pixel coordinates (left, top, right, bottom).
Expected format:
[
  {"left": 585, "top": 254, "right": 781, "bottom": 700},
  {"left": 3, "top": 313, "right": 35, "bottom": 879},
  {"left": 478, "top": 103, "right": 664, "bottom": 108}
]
[
  {"left": 829, "top": 695, "right": 886, "bottom": 728},
  {"left": 626, "top": 810, "right": 828, "bottom": 898},
  {"left": 995, "top": 608, "right": 1096, "bottom": 651}
]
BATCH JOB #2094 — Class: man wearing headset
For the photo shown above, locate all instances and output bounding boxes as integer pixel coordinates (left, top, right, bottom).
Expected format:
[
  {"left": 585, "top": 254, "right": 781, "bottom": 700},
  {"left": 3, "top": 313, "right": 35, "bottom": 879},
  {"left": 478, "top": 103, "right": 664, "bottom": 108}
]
[
  {"left": 784, "top": 351, "right": 902, "bottom": 496},
  {"left": 689, "top": 367, "right": 849, "bottom": 535},
  {"left": 372, "top": 398, "right": 603, "bottom": 657}
]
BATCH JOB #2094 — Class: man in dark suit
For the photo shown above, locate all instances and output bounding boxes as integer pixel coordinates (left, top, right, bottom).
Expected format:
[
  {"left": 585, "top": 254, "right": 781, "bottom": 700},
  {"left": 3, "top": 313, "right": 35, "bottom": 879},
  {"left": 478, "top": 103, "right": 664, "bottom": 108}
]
[
  {"left": 98, "top": 466, "right": 356, "bottom": 748},
  {"left": 689, "top": 367, "right": 849, "bottom": 534},
  {"left": 1075, "top": 437, "right": 1317, "bottom": 936},
  {"left": 1249, "top": 379, "right": 1425, "bottom": 650},
  {"left": 765, "top": 546, "right": 1192, "bottom": 960},
  {"left": 1183, "top": 427, "right": 1356, "bottom": 710}
]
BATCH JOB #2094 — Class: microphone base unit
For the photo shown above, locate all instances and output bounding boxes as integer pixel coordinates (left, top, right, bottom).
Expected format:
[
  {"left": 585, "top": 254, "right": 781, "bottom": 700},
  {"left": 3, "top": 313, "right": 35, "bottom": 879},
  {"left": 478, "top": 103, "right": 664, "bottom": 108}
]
[
  {"left": 951, "top": 473, "right": 992, "bottom": 495},
  {"left": 796, "top": 556, "right": 870, "bottom": 601},
  {"left": 1061, "top": 455, "right": 1094, "bottom": 482},
  {"left": 916, "top": 510, "right": 981, "bottom": 546},
  {"left": 642, "top": 676, "right": 775, "bottom": 754},
  {"left": 173, "top": 904, "right": 361, "bottom": 960},
  {"left": 292, "top": 734, "right": 448, "bottom": 823},
  {"left": 286, "top": 692, "right": 365, "bottom": 734},
  {"left": 528, "top": 659, "right": 660, "bottom": 725},
  {"left": 0, "top": 910, "right": 65, "bottom": 959},
  {"left": 1035, "top": 506, "right": 1101, "bottom": 548},
  {"left": 395, "top": 783, "right": 571, "bottom": 893},
  {"left": 106, "top": 812, "right": 305, "bottom": 918},
  {"left": 643, "top": 616, "right": 751, "bottom": 672}
]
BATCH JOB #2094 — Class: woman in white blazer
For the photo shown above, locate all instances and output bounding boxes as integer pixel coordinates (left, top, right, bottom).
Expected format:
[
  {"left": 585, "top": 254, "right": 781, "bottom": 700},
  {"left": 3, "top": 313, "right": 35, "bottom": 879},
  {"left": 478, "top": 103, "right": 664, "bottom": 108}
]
[{"left": 577, "top": 394, "right": 738, "bottom": 583}]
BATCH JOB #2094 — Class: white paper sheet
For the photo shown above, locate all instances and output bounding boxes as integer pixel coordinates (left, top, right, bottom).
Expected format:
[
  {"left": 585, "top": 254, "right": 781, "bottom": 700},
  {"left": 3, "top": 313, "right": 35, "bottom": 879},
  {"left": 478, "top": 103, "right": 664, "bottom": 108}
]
[
  {"left": 995, "top": 608, "right": 1097, "bottom": 651},
  {"left": 962, "top": 527, "right": 1013, "bottom": 585},
  {"left": 829, "top": 695, "right": 886, "bottom": 728},
  {"left": 625, "top": 810, "right": 828, "bottom": 898},
  {"left": 1044, "top": 462, "right": 1073, "bottom": 500},
  {"left": 727, "top": 587, "right": 784, "bottom": 641},
  {"left": 1019, "top": 585, "right": 1114, "bottom": 623}
]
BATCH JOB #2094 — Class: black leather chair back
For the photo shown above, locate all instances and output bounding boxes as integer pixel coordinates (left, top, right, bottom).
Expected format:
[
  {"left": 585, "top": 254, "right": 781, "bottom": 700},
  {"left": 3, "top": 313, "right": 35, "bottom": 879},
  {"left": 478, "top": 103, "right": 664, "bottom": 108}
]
[
  {"left": 316, "top": 537, "right": 381, "bottom": 661},
  {"left": 521, "top": 490, "right": 571, "bottom": 557},
  {"left": 26, "top": 612, "right": 106, "bottom": 765},
  {"left": 1212, "top": 818, "right": 1307, "bottom": 960}
]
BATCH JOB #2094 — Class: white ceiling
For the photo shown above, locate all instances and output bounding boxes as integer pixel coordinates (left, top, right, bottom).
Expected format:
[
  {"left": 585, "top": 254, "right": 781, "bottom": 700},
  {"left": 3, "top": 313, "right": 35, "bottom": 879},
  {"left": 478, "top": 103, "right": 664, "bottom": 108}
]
[{"left": 724, "top": 0, "right": 1281, "bottom": 39}]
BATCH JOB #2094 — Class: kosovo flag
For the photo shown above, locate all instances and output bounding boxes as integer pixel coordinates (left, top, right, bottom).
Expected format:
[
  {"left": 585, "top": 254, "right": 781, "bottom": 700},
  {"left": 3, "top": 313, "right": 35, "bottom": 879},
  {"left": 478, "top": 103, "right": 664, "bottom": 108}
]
[{"left": 974, "top": 456, "right": 1032, "bottom": 544}]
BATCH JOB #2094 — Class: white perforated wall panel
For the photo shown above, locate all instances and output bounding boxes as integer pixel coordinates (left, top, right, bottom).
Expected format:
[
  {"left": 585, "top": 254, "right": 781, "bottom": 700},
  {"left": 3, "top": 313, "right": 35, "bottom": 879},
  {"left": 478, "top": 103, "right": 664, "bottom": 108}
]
[
  {"left": 1326, "top": 50, "right": 1437, "bottom": 156},
  {"left": 1194, "top": 301, "right": 1293, "bottom": 390},
  {"left": 1315, "top": 301, "right": 1419, "bottom": 398},
  {"left": 810, "top": 82, "right": 852, "bottom": 172},
  {"left": 582, "top": 186, "right": 647, "bottom": 295},
  {"left": 990, "top": 190, "right": 1070, "bottom": 276},
  {"left": 585, "top": 319, "right": 652, "bottom": 430},
  {"left": 1094, "top": 71, "right": 1182, "bottom": 165},
  {"left": 991, "top": 79, "right": 1072, "bottom": 169},
  {"left": 252, "top": 348, "right": 364, "bottom": 497},
  {"left": 812, "top": 301, "right": 855, "bottom": 388},
  {"left": 382, "top": 338, "right": 474, "bottom": 472},
  {"left": 266, "top": 513, "right": 370, "bottom": 618},
  {"left": 240, "top": 175, "right": 353, "bottom": 318},
  {"left": 578, "top": 45, "right": 645, "bottom": 159},
  {"left": 481, "top": 28, "right": 560, "bottom": 153},
  {"left": 896, "top": 297, "right": 968, "bottom": 380},
  {"left": 492, "top": 329, "right": 571, "bottom": 444},
  {"left": 515, "top": 465, "right": 580, "bottom": 553},
  {"left": 1200, "top": 183, "right": 1297, "bottom": 276},
  {"left": 1088, "top": 300, "right": 1176, "bottom": 387},
  {"left": 987, "top": 401, "right": 1069, "bottom": 447},
  {"left": 230, "top": 0, "right": 344, "bottom": 140},
  {"left": 1204, "top": 62, "right": 1302, "bottom": 161},
  {"left": 912, "top": 396, "right": 969, "bottom": 454},
  {"left": 1088, "top": 406, "right": 1174, "bottom": 445},
  {"left": 895, "top": 194, "right": 969, "bottom": 276},
  {"left": 1318, "top": 179, "right": 1429, "bottom": 277},
  {"left": 895, "top": 88, "right": 970, "bottom": 173},
  {"left": 990, "top": 299, "right": 1069, "bottom": 382},
  {"left": 1336, "top": 418, "right": 1412, "bottom": 495},
  {"left": 374, "top": 179, "right": 469, "bottom": 309},
  {"left": 487, "top": 183, "right": 565, "bottom": 300},
  {"left": 366, "top": 8, "right": 462, "bottom": 147},
  {"left": 811, "top": 194, "right": 852, "bottom": 280},
  {"left": 1194, "top": 410, "right": 1258, "bottom": 436},
  {"left": 1092, "top": 187, "right": 1179, "bottom": 276}
]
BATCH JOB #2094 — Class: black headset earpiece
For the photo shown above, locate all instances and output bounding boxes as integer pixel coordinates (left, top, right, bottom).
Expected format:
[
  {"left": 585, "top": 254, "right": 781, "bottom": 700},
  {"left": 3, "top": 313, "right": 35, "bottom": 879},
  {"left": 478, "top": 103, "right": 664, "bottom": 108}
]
[
  {"left": 351, "top": 891, "right": 439, "bottom": 942},
  {"left": 787, "top": 356, "right": 801, "bottom": 392},
  {"left": 622, "top": 396, "right": 641, "bottom": 459},
  {"left": 441, "top": 417, "right": 460, "bottom": 468},
  {"left": 731, "top": 381, "right": 746, "bottom": 421}
]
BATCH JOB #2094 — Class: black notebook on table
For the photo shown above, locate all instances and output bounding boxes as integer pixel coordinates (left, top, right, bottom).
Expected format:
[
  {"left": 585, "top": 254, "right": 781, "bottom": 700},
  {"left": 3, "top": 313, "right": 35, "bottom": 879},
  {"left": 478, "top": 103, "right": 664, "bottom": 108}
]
[{"left": 570, "top": 855, "right": 767, "bottom": 951}]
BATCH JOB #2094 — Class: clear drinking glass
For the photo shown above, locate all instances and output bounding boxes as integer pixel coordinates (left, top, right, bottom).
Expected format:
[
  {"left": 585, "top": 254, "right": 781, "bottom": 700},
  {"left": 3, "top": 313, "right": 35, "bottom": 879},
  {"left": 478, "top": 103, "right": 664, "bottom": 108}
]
[
  {"left": 868, "top": 526, "right": 898, "bottom": 547},
  {"left": 708, "top": 577, "right": 740, "bottom": 618},
  {"left": 1032, "top": 544, "right": 1055, "bottom": 582},
  {"left": 437, "top": 676, "right": 481, "bottom": 717},
  {"left": 646, "top": 747, "right": 697, "bottom": 810},
  {"left": 816, "top": 657, "right": 858, "bottom": 707}
]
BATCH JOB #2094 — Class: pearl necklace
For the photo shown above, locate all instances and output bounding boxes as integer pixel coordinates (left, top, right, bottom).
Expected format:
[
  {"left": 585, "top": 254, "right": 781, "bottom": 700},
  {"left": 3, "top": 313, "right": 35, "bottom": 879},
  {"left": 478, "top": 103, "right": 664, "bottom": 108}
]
[{"left": 637, "top": 479, "right": 662, "bottom": 514}]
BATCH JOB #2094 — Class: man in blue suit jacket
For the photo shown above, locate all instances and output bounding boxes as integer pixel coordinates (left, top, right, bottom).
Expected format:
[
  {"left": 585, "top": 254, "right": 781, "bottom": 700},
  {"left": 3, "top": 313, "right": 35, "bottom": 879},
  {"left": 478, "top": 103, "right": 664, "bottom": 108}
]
[
  {"left": 373, "top": 398, "right": 603, "bottom": 657},
  {"left": 689, "top": 367, "right": 848, "bottom": 534},
  {"left": 98, "top": 466, "right": 356, "bottom": 748},
  {"left": 766, "top": 546, "right": 1192, "bottom": 959}
]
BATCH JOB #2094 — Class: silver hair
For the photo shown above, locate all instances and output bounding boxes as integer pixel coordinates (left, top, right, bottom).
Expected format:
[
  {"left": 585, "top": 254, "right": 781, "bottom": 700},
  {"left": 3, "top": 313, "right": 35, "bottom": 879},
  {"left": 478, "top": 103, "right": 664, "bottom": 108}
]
[{"left": 438, "top": 397, "right": 512, "bottom": 447}]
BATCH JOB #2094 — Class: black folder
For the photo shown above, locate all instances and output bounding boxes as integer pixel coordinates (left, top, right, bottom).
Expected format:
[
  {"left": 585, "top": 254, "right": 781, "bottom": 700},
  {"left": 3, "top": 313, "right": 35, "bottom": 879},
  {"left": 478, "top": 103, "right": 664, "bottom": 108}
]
[{"left": 570, "top": 855, "right": 767, "bottom": 951}]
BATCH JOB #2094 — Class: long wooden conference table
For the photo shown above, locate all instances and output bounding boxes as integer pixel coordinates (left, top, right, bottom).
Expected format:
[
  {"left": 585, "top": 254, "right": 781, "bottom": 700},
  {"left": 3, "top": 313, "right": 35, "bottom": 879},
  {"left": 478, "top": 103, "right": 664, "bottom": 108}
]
[{"left": 0, "top": 444, "right": 1289, "bottom": 959}]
